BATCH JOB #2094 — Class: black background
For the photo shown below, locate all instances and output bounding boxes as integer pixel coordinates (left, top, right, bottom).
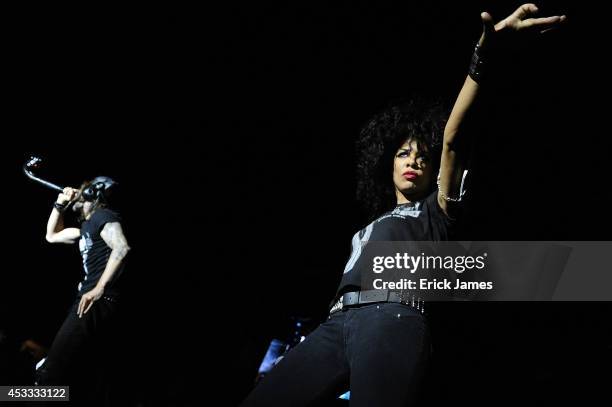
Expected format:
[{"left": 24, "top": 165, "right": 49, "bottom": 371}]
[{"left": 2, "top": 1, "right": 611, "bottom": 405}]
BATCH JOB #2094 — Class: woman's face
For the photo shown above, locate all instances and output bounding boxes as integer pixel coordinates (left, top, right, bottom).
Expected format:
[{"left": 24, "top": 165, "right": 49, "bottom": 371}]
[{"left": 392, "top": 138, "right": 433, "bottom": 203}]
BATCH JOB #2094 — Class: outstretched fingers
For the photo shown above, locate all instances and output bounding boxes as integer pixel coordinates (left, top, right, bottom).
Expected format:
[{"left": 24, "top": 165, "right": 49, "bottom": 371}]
[{"left": 522, "top": 15, "right": 567, "bottom": 33}]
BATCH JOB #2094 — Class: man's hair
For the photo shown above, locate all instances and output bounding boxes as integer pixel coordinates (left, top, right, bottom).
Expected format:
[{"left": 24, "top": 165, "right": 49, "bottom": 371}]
[{"left": 355, "top": 97, "right": 449, "bottom": 221}]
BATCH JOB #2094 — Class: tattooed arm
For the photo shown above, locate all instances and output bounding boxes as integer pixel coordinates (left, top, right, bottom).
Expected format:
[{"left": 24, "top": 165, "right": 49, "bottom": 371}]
[
  {"left": 77, "top": 222, "right": 130, "bottom": 317},
  {"left": 97, "top": 222, "right": 131, "bottom": 289}
]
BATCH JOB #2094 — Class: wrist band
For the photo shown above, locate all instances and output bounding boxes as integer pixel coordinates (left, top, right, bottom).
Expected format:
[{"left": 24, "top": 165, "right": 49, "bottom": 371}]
[
  {"left": 468, "top": 42, "right": 486, "bottom": 84},
  {"left": 54, "top": 202, "right": 67, "bottom": 212}
]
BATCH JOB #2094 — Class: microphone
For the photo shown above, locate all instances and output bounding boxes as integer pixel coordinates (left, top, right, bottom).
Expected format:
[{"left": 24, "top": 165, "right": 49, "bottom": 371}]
[{"left": 23, "top": 156, "right": 65, "bottom": 192}]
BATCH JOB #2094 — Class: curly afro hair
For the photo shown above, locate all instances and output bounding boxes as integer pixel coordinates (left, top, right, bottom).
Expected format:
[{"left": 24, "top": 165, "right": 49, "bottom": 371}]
[{"left": 356, "top": 97, "right": 449, "bottom": 221}]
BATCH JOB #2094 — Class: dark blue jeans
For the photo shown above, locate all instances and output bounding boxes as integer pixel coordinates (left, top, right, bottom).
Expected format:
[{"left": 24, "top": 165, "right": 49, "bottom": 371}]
[{"left": 242, "top": 302, "right": 431, "bottom": 407}]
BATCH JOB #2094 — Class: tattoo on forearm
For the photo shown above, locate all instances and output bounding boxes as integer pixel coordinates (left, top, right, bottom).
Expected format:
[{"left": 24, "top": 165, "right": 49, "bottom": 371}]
[{"left": 110, "top": 246, "right": 129, "bottom": 261}]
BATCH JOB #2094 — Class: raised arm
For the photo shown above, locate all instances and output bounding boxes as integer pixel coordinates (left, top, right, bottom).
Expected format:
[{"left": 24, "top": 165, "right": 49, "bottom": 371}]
[
  {"left": 45, "top": 187, "right": 80, "bottom": 244},
  {"left": 438, "top": 4, "right": 566, "bottom": 217}
]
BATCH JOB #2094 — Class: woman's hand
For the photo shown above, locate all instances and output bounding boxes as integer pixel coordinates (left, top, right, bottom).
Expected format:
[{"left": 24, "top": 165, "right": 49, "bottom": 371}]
[{"left": 480, "top": 3, "right": 566, "bottom": 45}]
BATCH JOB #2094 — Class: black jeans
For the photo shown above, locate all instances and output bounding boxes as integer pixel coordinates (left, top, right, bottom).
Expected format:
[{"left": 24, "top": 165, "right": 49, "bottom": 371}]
[
  {"left": 241, "top": 302, "right": 431, "bottom": 407},
  {"left": 38, "top": 296, "right": 119, "bottom": 405}
]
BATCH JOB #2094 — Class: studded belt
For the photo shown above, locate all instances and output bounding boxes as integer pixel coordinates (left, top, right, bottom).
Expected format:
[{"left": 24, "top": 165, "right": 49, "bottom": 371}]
[{"left": 329, "top": 289, "right": 425, "bottom": 315}]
